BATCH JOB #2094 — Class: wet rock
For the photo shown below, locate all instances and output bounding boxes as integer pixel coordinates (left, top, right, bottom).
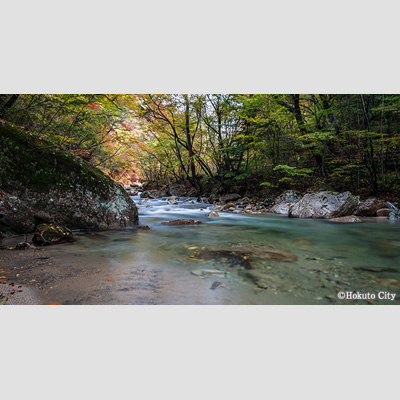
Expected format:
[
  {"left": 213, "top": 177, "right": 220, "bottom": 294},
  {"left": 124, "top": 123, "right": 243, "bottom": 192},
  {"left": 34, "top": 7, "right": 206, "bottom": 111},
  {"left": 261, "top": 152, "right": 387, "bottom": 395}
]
[
  {"left": 356, "top": 198, "right": 391, "bottom": 217},
  {"left": 15, "top": 242, "right": 33, "bottom": 250},
  {"left": 376, "top": 208, "right": 394, "bottom": 217},
  {"left": 263, "top": 197, "right": 275, "bottom": 208},
  {"left": 208, "top": 194, "right": 219, "bottom": 203},
  {"left": 289, "top": 191, "right": 359, "bottom": 219},
  {"left": 329, "top": 215, "right": 362, "bottom": 223},
  {"left": 238, "top": 197, "right": 250, "bottom": 205},
  {"left": 167, "top": 196, "right": 178, "bottom": 204},
  {"left": 219, "top": 193, "right": 241, "bottom": 203},
  {"left": 137, "top": 224, "right": 151, "bottom": 230},
  {"left": 140, "top": 190, "right": 156, "bottom": 199},
  {"left": 210, "top": 281, "right": 225, "bottom": 290},
  {"left": 162, "top": 219, "right": 203, "bottom": 225},
  {"left": 388, "top": 210, "right": 400, "bottom": 220},
  {"left": 0, "top": 196, "right": 36, "bottom": 234},
  {"left": 270, "top": 190, "right": 302, "bottom": 215},
  {"left": 207, "top": 211, "right": 219, "bottom": 217},
  {"left": 32, "top": 224, "right": 74, "bottom": 246},
  {"left": 220, "top": 202, "right": 236, "bottom": 211},
  {"left": 191, "top": 269, "right": 225, "bottom": 277}
]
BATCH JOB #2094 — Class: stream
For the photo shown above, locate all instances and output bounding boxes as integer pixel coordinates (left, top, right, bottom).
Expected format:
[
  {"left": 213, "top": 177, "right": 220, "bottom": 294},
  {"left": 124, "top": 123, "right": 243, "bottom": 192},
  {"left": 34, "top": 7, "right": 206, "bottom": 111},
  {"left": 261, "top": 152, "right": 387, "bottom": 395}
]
[
  {"left": 5, "top": 194, "right": 400, "bottom": 305},
  {"left": 27, "top": 193, "right": 398, "bottom": 305}
]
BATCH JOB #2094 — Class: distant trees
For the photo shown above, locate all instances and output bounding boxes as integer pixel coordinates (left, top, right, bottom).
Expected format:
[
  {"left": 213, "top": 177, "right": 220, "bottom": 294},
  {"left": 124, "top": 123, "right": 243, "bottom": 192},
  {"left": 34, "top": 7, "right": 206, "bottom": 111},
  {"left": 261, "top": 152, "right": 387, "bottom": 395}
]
[
  {"left": 134, "top": 94, "right": 400, "bottom": 196},
  {"left": 2, "top": 93, "right": 400, "bottom": 196}
]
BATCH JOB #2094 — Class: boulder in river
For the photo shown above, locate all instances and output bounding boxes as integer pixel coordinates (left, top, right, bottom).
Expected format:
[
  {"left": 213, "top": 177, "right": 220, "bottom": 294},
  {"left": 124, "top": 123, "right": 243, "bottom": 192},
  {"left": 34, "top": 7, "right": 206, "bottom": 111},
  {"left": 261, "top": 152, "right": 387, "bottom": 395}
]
[
  {"left": 0, "top": 123, "right": 138, "bottom": 230},
  {"left": 288, "top": 191, "right": 359, "bottom": 219},
  {"left": 162, "top": 219, "right": 203, "bottom": 225},
  {"left": 329, "top": 215, "right": 362, "bottom": 223},
  {"left": 270, "top": 190, "right": 302, "bottom": 215},
  {"left": 137, "top": 224, "right": 151, "bottom": 230},
  {"left": 167, "top": 196, "right": 178, "bottom": 204},
  {"left": 376, "top": 208, "right": 394, "bottom": 217},
  {"left": 0, "top": 195, "right": 36, "bottom": 234},
  {"left": 355, "top": 198, "right": 391, "bottom": 217},
  {"left": 207, "top": 211, "right": 219, "bottom": 217},
  {"left": 32, "top": 224, "right": 74, "bottom": 246}
]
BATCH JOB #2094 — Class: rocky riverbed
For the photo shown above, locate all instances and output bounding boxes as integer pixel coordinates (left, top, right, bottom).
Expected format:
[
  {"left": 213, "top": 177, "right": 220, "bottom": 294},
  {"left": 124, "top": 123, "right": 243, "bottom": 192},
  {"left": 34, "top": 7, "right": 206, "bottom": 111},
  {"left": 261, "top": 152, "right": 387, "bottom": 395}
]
[{"left": 1, "top": 194, "right": 399, "bottom": 305}]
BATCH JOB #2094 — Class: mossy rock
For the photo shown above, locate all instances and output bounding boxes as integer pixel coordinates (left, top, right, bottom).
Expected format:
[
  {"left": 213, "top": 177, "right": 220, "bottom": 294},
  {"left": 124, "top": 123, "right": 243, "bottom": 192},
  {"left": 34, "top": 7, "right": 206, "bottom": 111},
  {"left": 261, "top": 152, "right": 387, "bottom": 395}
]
[
  {"left": 0, "top": 122, "right": 138, "bottom": 230},
  {"left": 32, "top": 224, "right": 74, "bottom": 246}
]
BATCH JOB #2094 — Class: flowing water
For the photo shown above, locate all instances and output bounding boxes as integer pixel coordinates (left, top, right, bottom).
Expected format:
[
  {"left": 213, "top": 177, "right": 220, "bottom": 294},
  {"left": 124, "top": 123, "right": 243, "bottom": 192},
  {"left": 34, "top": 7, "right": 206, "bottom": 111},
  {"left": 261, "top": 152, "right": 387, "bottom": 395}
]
[{"left": 33, "top": 194, "right": 400, "bottom": 305}]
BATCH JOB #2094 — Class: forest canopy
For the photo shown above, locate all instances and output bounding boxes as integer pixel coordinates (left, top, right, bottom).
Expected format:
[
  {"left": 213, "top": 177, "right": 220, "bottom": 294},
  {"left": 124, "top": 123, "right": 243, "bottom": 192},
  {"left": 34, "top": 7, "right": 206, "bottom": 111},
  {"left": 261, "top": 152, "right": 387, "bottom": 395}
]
[{"left": 1, "top": 94, "right": 399, "bottom": 198}]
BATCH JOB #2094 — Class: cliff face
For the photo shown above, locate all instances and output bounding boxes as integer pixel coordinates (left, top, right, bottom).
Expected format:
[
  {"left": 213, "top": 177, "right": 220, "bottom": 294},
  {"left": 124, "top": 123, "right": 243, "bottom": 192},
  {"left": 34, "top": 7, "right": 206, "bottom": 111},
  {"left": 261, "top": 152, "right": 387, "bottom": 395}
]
[{"left": 0, "top": 122, "right": 138, "bottom": 232}]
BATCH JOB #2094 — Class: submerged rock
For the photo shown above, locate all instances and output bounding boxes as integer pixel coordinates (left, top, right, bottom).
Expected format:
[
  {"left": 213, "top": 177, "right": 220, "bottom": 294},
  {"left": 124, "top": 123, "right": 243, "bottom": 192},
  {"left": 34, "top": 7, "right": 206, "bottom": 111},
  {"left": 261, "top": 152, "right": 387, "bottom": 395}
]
[
  {"left": 137, "top": 224, "right": 151, "bottom": 230},
  {"left": 210, "top": 281, "right": 224, "bottom": 290},
  {"left": 289, "top": 191, "right": 359, "bottom": 219},
  {"left": 191, "top": 269, "right": 225, "bottom": 277},
  {"left": 356, "top": 198, "right": 391, "bottom": 217},
  {"left": 207, "top": 211, "right": 219, "bottom": 217},
  {"left": 32, "top": 224, "right": 74, "bottom": 246},
  {"left": 0, "top": 123, "right": 138, "bottom": 230},
  {"left": 15, "top": 241, "right": 33, "bottom": 250},
  {"left": 198, "top": 246, "right": 297, "bottom": 268},
  {"left": 329, "top": 215, "right": 362, "bottom": 223},
  {"left": 162, "top": 219, "right": 202, "bottom": 225},
  {"left": 0, "top": 196, "right": 36, "bottom": 234}
]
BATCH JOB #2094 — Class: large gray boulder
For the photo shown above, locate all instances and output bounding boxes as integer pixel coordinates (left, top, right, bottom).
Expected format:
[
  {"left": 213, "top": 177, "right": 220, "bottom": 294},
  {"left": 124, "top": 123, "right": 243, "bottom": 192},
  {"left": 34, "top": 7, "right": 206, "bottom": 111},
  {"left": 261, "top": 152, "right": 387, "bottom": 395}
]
[
  {"left": 270, "top": 190, "right": 302, "bottom": 215},
  {"left": 0, "top": 196, "right": 35, "bottom": 233},
  {"left": 355, "top": 198, "right": 391, "bottom": 217},
  {"left": 288, "top": 191, "right": 359, "bottom": 219},
  {"left": 0, "top": 123, "right": 138, "bottom": 230}
]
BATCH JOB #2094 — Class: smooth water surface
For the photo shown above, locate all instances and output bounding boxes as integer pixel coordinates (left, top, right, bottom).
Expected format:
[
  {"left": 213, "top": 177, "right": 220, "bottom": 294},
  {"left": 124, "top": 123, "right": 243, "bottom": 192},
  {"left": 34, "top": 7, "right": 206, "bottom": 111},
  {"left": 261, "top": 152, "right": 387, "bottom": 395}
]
[{"left": 45, "top": 194, "right": 400, "bottom": 305}]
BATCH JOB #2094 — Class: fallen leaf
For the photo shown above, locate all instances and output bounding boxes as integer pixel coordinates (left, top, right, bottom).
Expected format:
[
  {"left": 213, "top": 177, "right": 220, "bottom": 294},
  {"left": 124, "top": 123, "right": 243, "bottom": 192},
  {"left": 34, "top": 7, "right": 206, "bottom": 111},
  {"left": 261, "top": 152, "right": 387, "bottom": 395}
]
[
  {"left": 47, "top": 302, "right": 62, "bottom": 305},
  {"left": 0, "top": 269, "right": 11, "bottom": 274},
  {"left": 107, "top": 278, "right": 114, "bottom": 282}
]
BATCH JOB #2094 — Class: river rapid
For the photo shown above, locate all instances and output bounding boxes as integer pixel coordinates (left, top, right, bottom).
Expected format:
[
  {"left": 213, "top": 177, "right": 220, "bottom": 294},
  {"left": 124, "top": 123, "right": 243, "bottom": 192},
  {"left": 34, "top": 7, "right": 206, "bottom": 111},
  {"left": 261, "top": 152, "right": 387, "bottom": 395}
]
[{"left": 3, "top": 194, "right": 400, "bottom": 305}]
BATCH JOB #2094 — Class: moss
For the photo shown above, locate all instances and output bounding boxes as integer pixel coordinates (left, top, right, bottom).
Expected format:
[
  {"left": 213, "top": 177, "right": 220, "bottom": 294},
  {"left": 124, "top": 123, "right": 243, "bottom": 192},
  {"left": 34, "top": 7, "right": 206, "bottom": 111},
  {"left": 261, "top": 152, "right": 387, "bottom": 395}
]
[{"left": 0, "top": 122, "right": 129, "bottom": 201}]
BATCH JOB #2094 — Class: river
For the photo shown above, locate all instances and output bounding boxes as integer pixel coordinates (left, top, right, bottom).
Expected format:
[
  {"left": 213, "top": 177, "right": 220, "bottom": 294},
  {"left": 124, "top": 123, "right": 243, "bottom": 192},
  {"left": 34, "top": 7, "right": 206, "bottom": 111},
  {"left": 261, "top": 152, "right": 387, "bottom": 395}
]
[{"left": 3, "top": 194, "right": 400, "bottom": 304}]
